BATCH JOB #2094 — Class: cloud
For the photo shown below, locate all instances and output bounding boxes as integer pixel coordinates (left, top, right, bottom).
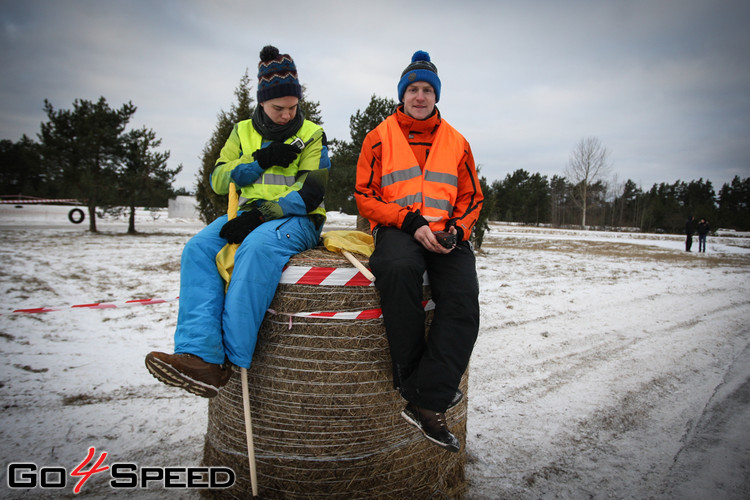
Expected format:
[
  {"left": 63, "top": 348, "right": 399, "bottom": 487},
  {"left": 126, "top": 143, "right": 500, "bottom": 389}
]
[{"left": 1, "top": 0, "right": 748, "bottom": 192}]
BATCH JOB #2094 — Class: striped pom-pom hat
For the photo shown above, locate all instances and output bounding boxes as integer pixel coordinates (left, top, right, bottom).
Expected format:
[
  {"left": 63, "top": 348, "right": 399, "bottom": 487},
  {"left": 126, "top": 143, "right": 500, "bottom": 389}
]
[
  {"left": 257, "top": 45, "right": 302, "bottom": 103},
  {"left": 398, "top": 50, "right": 441, "bottom": 103}
]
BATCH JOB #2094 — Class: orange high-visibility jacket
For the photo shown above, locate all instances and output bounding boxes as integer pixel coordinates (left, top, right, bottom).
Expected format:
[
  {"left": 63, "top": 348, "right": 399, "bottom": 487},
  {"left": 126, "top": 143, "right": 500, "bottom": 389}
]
[{"left": 355, "top": 109, "right": 483, "bottom": 240}]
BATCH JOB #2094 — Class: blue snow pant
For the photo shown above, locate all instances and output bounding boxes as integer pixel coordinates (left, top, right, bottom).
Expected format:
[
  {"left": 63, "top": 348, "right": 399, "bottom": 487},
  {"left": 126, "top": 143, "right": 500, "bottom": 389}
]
[{"left": 173, "top": 214, "right": 321, "bottom": 368}]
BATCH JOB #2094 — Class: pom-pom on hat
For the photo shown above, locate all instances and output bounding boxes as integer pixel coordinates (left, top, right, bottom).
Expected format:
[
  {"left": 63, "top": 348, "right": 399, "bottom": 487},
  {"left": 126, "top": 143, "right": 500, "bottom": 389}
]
[
  {"left": 257, "top": 45, "right": 302, "bottom": 103},
  {"left": 397, "top": 50, "right": 441, "bottom": 103}
]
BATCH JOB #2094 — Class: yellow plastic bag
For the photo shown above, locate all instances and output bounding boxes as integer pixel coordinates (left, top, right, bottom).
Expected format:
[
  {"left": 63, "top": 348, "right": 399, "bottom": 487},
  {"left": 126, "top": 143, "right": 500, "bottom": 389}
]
[
  {"left": 321, "top": 230, "right": 374, "bottom": 257},
  {"left": 321, "top": 230, "right": 375, "bottom": 281},
  {"left": 216, "top": 184, "right": 240, "bottom": 289}
]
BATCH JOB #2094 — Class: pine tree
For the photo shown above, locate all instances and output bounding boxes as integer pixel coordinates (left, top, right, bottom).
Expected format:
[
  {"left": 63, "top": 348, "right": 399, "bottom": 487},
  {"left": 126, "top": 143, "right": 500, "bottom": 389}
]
[
  {"left": 195, "top": 71, "right": 256, "bottom": 223},
  {"left": 300, "top": 85, "right": 323, "bottom": 126},
  {"left": 119, "top": 126, "right": 180, "bottom": 233},
  {"left": 471, "top": 172, "right": 492, "bottom": 250},
  {"left": 39, "top": 97, "right": 136, "bottom": 232},
  {"left": 0, "top": 136, "right": 43, "bottom": 196},
  {"left": 326, "top": 94, "right": 396, "bottom": 215},
  {"left": 718, "top": 176, "right": 750, "bottom": 230}
]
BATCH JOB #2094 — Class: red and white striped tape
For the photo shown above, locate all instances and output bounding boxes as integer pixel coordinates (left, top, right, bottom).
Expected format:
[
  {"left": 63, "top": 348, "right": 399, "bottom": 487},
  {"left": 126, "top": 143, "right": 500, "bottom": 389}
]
[
  {"left": 279, "top": 265, "right": 374, "bottom": 286},
  {"left": 4, "top": 297, "right": 179, "bottom": 315},
  {"left": 3, "top": 296, "right": 431, "bottom": 322},
  {"left": 270, "top": 300, "right": 435, "bottom": 321},
  {"left": 279, "top": 266, "right": 429, "bottom": 286},
  {"left": 3, "top": 266, "right": 367, "bottom": 315},
  {"left": 3, "top": 267, "right": 429, "bottom": 318},
  {"left": 0, "top": 199, "right": 81, "bottom": 204}
]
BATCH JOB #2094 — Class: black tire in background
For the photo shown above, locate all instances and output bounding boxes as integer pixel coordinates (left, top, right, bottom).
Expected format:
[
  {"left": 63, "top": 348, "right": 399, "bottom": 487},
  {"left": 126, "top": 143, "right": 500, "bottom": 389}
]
[{"left": 68, "top": 208, "right": 85, "bottom": 224}]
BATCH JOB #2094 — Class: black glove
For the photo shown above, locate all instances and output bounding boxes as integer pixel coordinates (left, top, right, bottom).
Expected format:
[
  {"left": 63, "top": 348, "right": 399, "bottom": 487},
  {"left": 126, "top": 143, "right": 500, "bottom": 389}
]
[
  {"left": 219, "top": 209, "right": 265, "bottom": 244},
  {"left": 401, "top": 211, "right": 429, "bottom": 236},
  {"left": 252, "top": 142, "right": 299, "bottom": 170}
]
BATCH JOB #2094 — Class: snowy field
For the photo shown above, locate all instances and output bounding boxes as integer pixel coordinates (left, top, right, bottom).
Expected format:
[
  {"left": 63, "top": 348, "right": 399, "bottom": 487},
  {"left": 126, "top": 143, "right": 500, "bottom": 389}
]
[{"left": 1, "top": 204, "right": 749, "bottom": 499}]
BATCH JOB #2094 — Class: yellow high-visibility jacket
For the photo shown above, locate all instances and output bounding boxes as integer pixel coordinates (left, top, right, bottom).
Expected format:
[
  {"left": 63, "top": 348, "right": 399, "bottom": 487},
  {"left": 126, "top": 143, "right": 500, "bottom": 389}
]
[{"left": 211, "top": 119, "right": 328, "bottom": 219}]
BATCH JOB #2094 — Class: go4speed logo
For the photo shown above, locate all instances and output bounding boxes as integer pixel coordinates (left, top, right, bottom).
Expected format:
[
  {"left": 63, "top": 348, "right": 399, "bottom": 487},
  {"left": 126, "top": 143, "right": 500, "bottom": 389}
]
[{"left": 7, "top": 447, "right": 235, "bottom": 493}]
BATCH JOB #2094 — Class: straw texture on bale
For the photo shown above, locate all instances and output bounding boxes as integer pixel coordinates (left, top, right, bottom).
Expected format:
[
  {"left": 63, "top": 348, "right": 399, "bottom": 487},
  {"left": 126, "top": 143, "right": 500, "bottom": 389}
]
[{"left": 203, "top": 248, "right": 468, "bottom": 499}]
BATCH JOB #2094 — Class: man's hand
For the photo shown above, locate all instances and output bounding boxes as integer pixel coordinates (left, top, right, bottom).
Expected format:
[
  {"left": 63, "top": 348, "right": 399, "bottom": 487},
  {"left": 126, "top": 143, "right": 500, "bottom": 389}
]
[
  {"left": 414, "top": 225, "right": 457, "bottom": 254},
  {"left": 252, "top": 142, "right": 299, "bottom": 169},
  {"left": 219, "top": 209, "right": 265, "bottom": 244},
  {"left": 255, "top": 200, "right": 284, "bottom": 221}
]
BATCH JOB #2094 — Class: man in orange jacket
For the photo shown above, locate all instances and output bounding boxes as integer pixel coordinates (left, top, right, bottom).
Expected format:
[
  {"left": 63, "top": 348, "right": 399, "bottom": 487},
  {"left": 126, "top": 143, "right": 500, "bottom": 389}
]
[{"left": 355, "top": 50, "right": 483, "bottom": 453}]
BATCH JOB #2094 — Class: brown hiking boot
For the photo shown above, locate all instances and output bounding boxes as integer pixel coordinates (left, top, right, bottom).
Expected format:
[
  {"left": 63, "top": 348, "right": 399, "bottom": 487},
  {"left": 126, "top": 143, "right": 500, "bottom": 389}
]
[
  {"left": 401, "top": 402, "right": 460, "bottom": 452},
  {"left": 145, "top": 352, "right": 232, "bottom": 398}
]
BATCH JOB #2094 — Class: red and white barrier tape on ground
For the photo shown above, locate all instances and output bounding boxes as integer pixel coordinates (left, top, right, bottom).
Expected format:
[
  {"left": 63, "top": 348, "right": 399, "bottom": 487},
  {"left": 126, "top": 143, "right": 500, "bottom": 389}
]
[
  {"left": 3, "top": 297, "right": 179, "bottom": 315},
  {"left": 2, "top": 266, "right": 427, "bottom": 320},
  {"left": 3, "top": 297, "right": 429, "bottom": 324},
  {"left": 0, "top": 199, "right": 81, "bottom": 204}
]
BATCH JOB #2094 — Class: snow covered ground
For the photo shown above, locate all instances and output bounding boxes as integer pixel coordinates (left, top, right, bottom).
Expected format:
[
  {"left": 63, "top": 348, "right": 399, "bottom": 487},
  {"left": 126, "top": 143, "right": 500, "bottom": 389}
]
[{"left": 1, "top": 205, "right": 748, "bottom": 499}]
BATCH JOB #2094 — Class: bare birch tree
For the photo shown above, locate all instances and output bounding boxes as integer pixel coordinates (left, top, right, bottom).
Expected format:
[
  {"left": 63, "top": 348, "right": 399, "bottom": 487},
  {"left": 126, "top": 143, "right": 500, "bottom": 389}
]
[{"left": 565, "top": 136, "right": 611, "bottom": 228}]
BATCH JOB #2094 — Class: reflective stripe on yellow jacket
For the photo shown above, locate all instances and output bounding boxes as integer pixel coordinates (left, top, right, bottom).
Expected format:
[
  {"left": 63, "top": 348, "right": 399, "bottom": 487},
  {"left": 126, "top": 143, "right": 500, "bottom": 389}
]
[{"left": 211, "top": 119, "right": 327, "bottom": 219}]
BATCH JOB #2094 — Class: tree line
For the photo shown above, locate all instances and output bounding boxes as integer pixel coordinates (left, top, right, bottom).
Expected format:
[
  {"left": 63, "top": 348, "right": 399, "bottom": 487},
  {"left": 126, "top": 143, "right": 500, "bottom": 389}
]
[
  {"left": 0, "top": 97, "right": 182, "bottom": 233},
  {"left": 486, "top": 170, "right": 749, "bottom": 233},
  {"left": 3, "top": 73, "right": 748, "bottom": 238}
]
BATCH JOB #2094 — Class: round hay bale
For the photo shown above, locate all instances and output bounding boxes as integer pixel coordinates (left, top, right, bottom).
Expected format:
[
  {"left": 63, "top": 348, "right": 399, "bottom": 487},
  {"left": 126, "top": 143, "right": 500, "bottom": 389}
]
[{"left": 203, "top": 247, "right": 468, "bottom": 499}]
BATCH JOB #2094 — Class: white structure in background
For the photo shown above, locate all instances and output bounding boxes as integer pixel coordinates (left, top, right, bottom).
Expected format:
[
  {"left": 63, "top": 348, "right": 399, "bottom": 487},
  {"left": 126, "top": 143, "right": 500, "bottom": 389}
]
[{"left": 168, "top": 195, "right": 200, "bottom": 219}]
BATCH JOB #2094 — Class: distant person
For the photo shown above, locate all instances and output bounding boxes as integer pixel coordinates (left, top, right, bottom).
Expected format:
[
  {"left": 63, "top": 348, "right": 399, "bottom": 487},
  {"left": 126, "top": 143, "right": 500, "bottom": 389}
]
[
  {"left": 697, "top": 218, "right": 710, "bottom": 253},
  {"left": 685, "top": 215, "right": 694, "bottom": 252},
  {"left": 355, "top": 50, "right": 484, "bottom": 452},
  {"left": 145, "top": 46, "right": 330, "bottom": 397}
]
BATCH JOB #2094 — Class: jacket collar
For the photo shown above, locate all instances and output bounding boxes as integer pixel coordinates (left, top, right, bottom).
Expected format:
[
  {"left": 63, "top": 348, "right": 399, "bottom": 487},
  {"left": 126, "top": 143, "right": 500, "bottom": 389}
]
[{"left": 395, "top": 105, "right": 441, "bottom": 136}]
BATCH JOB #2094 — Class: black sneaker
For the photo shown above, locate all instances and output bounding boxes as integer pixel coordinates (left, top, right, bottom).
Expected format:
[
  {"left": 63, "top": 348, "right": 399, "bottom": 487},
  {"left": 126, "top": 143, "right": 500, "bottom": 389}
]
[{"left": 401, "top": 402, "right": 460, "bottom": 452}]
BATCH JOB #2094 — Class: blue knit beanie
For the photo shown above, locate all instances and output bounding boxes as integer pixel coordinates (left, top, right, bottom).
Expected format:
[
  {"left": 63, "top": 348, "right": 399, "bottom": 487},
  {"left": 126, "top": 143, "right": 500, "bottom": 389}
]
[
  {"left": 257, "top": 45, "right": 302, "bottom": 103},
  {"left": 397, "top": 50, "right": 441, "bottom": 103}
]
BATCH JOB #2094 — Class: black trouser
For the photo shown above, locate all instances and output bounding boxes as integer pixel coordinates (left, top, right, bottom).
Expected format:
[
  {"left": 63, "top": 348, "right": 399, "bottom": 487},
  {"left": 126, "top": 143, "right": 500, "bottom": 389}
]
[{"left": 369, "top": 227, "right": 480, "bottom": 413}]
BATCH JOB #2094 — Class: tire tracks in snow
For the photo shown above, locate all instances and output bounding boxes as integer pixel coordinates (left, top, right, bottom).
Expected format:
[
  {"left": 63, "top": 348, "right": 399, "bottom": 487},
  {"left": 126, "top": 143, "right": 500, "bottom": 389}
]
[{"left": 468, "top": 237, "right": 750, "bottom": 498}]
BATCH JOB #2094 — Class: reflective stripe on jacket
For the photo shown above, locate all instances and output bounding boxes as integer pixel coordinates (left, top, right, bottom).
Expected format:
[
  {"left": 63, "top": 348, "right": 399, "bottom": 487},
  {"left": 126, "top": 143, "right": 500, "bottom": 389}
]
[
  {"left": 376, "top": 114, "right": 465, "bottom": 231},
  {"left": 355, "top": 108, "right": 483, "bottom": 240},
  {"left": 211, "top": 119, "right": 327, "bottom": 218}
]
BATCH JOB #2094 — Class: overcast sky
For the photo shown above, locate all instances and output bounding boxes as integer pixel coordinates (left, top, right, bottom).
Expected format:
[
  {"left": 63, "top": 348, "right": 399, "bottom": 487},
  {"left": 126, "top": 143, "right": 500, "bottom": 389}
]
[{"left": 1, "top": 0, "right": 748, "bottom": 193}]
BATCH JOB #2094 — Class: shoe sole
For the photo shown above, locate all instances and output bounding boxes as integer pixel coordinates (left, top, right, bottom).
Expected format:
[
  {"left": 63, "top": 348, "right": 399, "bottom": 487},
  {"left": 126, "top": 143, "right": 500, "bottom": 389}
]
[
  {"left": 145, "top": 355, "right": 221, "bottom": 398},
  {"left": 400, "top": 410, "right": 460, "bottom": 453}
]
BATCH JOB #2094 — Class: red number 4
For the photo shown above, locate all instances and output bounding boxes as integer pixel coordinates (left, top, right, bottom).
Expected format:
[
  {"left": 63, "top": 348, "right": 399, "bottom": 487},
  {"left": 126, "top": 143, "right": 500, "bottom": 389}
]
[{"left": 70, "top": 447, "right": 109, "bottom": 494}]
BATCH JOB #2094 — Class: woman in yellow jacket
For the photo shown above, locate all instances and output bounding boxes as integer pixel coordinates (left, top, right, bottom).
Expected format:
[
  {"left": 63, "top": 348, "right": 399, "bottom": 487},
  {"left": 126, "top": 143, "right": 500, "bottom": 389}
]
[
  {"left": 355, "top": 51, "right": 483, "bottom": 453},
  {"left": 146, "top": 46, "right": 329, "bottom": 398}
]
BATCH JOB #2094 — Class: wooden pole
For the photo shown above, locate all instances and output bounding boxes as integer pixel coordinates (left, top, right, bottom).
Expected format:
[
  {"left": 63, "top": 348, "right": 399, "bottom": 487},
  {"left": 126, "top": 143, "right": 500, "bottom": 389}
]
[
  {"left": 229, "top": 182, "right": 258, "bottom": 496},
  {"left": 241, "top": 367, "right": 259, "bottom": 497}
]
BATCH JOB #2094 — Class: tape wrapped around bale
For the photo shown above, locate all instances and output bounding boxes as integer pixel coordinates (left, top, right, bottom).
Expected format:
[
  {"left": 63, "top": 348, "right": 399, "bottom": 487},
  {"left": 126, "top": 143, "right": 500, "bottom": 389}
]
[{"left": 203, "top": 247, "right": 469, "bottom": 499}]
